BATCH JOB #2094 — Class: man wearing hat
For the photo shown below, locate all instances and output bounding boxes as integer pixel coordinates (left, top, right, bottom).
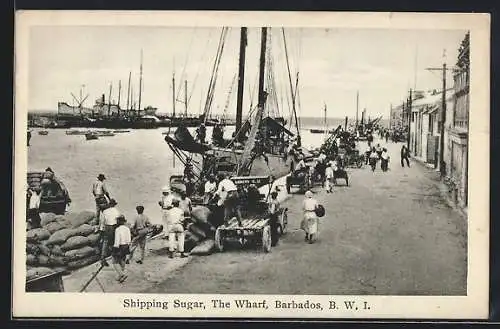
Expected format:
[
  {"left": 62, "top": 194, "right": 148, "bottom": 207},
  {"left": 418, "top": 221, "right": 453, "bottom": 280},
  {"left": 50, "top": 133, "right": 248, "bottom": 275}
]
[
  {"left": 92, "top": 174, "right": 111, "bottom": 221},
  {"left": 159, "top": 186, "right": 175, "bottom": 232},
  {"left": 99, "top": 198, "right": 121, "bottom": 266},
  {"left": 215, "top": 173, "right": 242, "bottom": 226}
]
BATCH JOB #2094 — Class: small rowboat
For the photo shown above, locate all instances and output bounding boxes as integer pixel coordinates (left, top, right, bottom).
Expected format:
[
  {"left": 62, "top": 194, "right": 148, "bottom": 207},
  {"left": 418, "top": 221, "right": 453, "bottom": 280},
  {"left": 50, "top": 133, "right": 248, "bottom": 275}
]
[
  {"left": 112, "top": 130, "right": 130, "bottom": 133},
  {"left": 66, "top": 130, "right": 89, "bottom": 135},
  {"left": 85, "top": 133, "right": 99, "bottom": 140},
  {"left": 38, "top": 130, "right": 49, "bottom": 135}
]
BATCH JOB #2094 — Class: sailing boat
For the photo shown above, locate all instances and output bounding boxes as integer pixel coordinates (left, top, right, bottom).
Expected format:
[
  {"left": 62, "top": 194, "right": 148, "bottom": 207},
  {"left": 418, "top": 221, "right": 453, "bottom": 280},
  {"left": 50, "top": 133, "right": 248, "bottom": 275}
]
[{"left": 165, "top": 27, "right": 310, "bottom": 191}]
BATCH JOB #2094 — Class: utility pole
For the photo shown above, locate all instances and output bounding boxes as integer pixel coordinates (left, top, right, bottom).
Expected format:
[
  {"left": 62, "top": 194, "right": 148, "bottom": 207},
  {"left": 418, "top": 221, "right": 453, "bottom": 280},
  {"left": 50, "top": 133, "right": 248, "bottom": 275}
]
[
  {"left": 407, "top": 89, "right": 412, "bottom": 150},
  {"left": 426, "top": 57, "right": 452, "bottom": 177}
]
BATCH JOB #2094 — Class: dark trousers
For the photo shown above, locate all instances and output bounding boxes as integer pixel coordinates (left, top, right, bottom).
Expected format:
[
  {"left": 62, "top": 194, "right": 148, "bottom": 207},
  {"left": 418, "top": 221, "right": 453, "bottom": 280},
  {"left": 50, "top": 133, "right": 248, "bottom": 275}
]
[
  {"left": 28, "top": 208, "right": 41, "bottom": 228},
  {"left": 401, "top": 156, "right": 410, "bottom": 167}
]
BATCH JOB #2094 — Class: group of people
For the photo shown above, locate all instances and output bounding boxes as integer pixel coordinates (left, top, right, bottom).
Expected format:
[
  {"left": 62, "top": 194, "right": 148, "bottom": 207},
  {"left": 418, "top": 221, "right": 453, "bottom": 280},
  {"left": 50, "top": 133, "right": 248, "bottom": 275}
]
[
  {"left": 364, "top": 144, "right": 391, "bottom": 172},
  {"left": 92, "top": 174, "right": 156, "bottom": 283}
]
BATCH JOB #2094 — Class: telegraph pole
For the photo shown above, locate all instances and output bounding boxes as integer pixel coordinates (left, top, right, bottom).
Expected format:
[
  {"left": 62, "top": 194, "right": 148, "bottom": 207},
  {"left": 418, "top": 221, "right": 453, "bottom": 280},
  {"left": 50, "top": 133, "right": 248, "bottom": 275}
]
[
  {"left": 426, "top": 58, "right": 452, "bottom": 177},
  {"left": 407, "top": 89, "right": 412, "bottom": 150}
]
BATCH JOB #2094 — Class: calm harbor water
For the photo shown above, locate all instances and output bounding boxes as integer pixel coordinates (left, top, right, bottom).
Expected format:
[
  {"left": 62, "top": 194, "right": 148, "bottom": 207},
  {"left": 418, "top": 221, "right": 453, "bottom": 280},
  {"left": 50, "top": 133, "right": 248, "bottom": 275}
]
[{"left": 27, "top": 127, "right": 325, "bottom": 224}]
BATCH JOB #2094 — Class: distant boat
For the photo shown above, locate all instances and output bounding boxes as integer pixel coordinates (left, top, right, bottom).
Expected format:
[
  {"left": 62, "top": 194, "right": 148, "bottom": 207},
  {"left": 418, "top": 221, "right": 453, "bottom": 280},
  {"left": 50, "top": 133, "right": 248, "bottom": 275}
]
[
  {"left": 95, "top": 131, "right": 115, "bottom": 137},
  {"left": 38, "top": 130, "right": 49, "bottom": 135},
  {"left": 85, "top": 133, "right": 99, "bottom": 140},
  {"left": 112, "top": 129, "right": 130, "bottom": 133},
  {"left": 66, "top": 129, "right": 90, "bottom": 135}
]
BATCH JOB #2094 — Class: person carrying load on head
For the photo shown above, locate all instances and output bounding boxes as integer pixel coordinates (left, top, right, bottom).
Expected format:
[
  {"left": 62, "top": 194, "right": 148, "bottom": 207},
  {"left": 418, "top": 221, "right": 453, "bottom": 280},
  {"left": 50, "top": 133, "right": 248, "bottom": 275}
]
[
  {"left": 92, "top": 173, "right": 111, "bottom": 221},
  {"left": 99, "top": 198, "right": 121, "bottom": 267},
  {"left": 216, "top": 173, "right": 242, "bottom": 226},
  {"left": 159, "top": 186, "right": 175, "bottom": 232},
  {"left": 301, "top": 190, "right": 319, "bottom": 244}
]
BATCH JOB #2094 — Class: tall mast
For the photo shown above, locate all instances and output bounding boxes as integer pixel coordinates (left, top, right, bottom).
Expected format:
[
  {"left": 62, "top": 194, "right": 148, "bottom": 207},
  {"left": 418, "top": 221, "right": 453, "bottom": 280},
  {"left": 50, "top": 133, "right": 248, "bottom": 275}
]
[
  {"left": 235, "top": 27, "right": 248, "bottom": 133},
  {"left": 184, "top": 80, "right": 188, "bottom": 116},
  {"left": 355, "top": 90, "right": 359, "bottom": 130},
  {"left": 172, "top": 72, "right": 176, "bottom": 117},
  {"left": 126, "top": 71, "right": 131, "bottom": 110},
  {"left": 117, "top": 80, "right": 122, "bottom": 108},
  {"left": 257, "top": 27, "right": 268, "bottom": 109},
  {"left": 282, "top": 28, "right": 300, "bottom": 142},
  {"left": 138, "top": 49, "right": 143, "bottom": 115},
  {"left": 108, "top": 83, "right": 113, "bottom": 116}
]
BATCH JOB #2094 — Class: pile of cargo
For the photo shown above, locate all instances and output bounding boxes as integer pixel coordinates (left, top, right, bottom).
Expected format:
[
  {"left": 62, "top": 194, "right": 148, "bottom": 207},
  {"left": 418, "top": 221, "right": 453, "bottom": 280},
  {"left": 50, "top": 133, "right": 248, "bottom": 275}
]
[
  {"left": 184, "top": 206, "right": 217, "bottom": 254},
  {"left": 26, "top": 206, "right": 218, "bottom": 281},
  {"left": 26, "top": 211, "right": 102, "bottom": 281}
]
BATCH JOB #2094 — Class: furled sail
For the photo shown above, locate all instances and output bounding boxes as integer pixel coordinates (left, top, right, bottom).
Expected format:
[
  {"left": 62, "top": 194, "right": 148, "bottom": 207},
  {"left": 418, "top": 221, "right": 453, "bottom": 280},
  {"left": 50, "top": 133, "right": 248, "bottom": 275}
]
[{"left": 164, "top": 126, "right": 210, "bottom": 154}]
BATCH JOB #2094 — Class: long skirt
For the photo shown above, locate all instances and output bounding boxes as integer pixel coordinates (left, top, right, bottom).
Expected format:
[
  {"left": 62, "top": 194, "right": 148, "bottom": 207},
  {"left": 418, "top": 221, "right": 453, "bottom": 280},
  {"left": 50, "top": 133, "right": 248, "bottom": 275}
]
[{"left": 301, "top": 212, "right": 318, "bottom": 235}]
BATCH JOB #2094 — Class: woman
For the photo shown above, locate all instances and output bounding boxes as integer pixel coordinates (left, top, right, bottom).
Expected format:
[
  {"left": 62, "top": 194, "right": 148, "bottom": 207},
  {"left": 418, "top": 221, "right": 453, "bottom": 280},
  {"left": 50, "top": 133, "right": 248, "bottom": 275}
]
[{"left": 301, "top": 190, "right": 319, "bottom": 244}]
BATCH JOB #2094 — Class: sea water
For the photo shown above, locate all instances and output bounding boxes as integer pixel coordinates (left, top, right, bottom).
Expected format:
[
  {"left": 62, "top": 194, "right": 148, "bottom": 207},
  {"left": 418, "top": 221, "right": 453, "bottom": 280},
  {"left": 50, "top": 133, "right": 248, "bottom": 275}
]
[{"left": 27, "top": 127, "right": 327, "bottom": 224}]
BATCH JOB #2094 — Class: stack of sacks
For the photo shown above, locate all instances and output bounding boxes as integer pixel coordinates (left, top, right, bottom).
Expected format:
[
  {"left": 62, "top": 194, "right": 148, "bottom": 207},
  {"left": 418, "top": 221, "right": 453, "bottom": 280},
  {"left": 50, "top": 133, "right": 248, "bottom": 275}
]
[
  {"left": 26, "top": 211, "right": 102, "bottom": 281},
  {"left": 184, "top": 206, "right": 218, "bottom": 254}
]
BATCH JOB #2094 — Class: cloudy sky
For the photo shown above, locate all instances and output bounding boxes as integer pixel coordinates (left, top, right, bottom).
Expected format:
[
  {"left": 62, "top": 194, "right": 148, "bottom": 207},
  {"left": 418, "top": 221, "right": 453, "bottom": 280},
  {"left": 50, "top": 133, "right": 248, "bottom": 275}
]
[{"left": 28, "top": 26, "right": 466, "bottom": 119}]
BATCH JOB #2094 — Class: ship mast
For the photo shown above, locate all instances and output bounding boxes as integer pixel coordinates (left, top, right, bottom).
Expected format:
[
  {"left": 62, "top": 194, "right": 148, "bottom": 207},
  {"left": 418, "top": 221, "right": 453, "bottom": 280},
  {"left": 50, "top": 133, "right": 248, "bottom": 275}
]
[
  {"left": 117, "top": 80, "right": 122, "bottom": 108},
  {"left": 138, "top": 49, "right": 143, "bottom": 116},
  {"left": 235, "top": 27, "right": 247, "bottom": 134},
  {"left": 126, "top": 71, "right": 131, "bottom": 111},
  {"left": 108, "top": 83, "right": 113, "bottom": 117}
]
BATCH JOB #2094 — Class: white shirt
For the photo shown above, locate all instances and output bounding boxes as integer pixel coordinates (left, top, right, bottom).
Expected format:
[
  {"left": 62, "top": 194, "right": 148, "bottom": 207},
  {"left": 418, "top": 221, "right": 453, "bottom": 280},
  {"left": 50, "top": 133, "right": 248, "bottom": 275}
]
[
  {"left": 160, "top": 194, "right": 174, "bottom": 209},
  {"left": 114, "top": 225, "right": 131, "bottom": 247},
  {"left": 381, "top": 152, "right": 389, "bottom": 160},
  {"left": 295, "top": 159, "right": 306, "bottom": 171},
  {"left": 302, "top": 198, "right": 319, "bottom": 212},
  {"left": 168, "top": 207, "right": 185, "bottom": 226},
  {"left": 325, "top": 166, "right": 334, "bottom": 178},
  {"left": 29, "top": 192, "right": 41, "bottom": 209},
  {"left": 318, "top": 153, "right": 327, "bottom": 162},
  {"left": 217, "top": 178, "right": 237, "bottom": 197},
  {"left": 101, "top": 206, "right": 120, "bottom": 226},
  {"left": 204, "top": 181, "right": 217, "bottom": 194}
]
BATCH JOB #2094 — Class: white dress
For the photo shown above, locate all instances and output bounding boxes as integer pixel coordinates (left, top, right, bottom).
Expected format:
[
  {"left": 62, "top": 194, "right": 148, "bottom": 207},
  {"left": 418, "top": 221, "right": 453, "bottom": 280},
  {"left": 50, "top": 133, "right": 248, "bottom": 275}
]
[{"left": 302, "top": 198, "right": 319, "bottom": 235}]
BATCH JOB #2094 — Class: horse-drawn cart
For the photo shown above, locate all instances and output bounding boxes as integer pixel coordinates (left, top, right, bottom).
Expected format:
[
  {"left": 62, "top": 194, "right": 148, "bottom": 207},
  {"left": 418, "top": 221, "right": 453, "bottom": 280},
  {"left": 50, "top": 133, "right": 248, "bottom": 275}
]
[{"left": 214, "top": 175, "right": 288, "bottom": 253}]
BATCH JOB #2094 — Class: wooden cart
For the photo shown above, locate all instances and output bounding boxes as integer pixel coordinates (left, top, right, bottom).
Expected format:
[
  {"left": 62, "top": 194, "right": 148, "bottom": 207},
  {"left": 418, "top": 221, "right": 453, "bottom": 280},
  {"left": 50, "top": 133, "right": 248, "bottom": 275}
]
[
  {"left": 215, "top": 217, "right": 273, "bottom": 253},
  {"left": 26, "top": 270, "right": 65, "bottom": 292}
]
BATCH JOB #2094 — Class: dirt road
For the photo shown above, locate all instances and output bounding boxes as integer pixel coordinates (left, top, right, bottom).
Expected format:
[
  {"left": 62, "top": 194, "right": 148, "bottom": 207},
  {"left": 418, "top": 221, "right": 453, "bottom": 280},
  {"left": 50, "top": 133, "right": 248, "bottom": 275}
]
[{"left": 144, "top": 139, "right": 467, "bottom": 295}]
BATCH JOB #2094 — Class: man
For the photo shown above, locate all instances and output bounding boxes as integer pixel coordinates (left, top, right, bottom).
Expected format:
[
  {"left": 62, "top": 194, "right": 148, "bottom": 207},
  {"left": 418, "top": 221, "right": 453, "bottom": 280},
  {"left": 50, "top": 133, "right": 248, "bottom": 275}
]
[
  {"left": 196, "top": 123, "right": 206, "bottom": 144},
  {"left": 294, "top": 155, "right": 307, "bottom": 174},
  {"left": 324, "top": 162, "right": 334, "bottom": 193},
  {"left": 216, "top": 173, "right": 242, "bottom": 226},
  {"left": 381, "top": 148, "right": 390, "bottom": 172},
  {"left": 204, "top": 175, "right": 217, "bottom": 204},
  {"left": 268, "top": 191, "right": 281, "bottom": 246},
  {"left": 131, "top": 205, "right": 151, "bottom": 264},
  {"left": 179, "top": 191, "right": 193, "bottom": 218},
  {"left": 401, "top": 145, "right": 411, "bottom": 168},
  {"left": 112, "top": 215, "right": 131, "bottom": 282},
  {"left": 27, "top": 187, "right": 42, "bottom": 228},
  {"left": 100, "top": 199, "right": 121, "bottom": 266},
  {"left": 92, "top": 174, "right": 111, "bottom": 221},
  {"left": 168, "top": 199, "right": 188, "bottom": 258},
  {"left": 385, "top": 130, "right": 390, "bottom": 143},
  {"left": 159, "top": 186, "right": 174, "bottom": 231}
]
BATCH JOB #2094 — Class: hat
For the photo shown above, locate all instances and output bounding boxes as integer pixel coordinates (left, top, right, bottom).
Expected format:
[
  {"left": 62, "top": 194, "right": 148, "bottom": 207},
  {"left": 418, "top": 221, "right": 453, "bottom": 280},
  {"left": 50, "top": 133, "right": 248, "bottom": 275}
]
[
  {"left": 98, "top": 174, "right": 106, "bottom": 180},
  {"left": 305, "top": 190, "right": 313, "bottom": 198},
  {"left": 117, "top": 215, "right": 126, "bottom": 224},
  {"left": 45, "top": 167, "right": 54, "bottom": 173},
  {"left": 162, "top": 186, "right": 170, "bottom": 193}
]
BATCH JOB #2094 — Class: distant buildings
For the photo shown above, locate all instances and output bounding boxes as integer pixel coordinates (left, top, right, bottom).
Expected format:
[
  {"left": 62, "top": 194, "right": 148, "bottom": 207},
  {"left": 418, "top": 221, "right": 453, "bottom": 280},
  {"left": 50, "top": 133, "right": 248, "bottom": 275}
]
[{"left": 397, "top": 31, "right": 469, "bottom": 214}]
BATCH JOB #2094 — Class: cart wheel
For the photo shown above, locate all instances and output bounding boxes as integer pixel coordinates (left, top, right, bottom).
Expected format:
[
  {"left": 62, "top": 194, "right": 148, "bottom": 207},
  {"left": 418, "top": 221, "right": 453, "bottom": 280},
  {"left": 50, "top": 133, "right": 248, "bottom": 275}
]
[
  {"left": 262, "top": 225, "right": 272, "bottom": 253},
  {"left": 215, "top": 228, "right": 224, "bottom": 252},
  {"left": 280, "top": 210, "right": 288, "bottom": 235}
]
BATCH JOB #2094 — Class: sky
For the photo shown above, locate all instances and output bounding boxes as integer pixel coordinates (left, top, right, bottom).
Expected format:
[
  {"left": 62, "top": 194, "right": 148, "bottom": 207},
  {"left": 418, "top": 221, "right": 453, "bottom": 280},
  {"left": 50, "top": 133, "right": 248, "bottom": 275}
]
[{"left": 28, "top": 26, "right": 466, "bottom": 119}]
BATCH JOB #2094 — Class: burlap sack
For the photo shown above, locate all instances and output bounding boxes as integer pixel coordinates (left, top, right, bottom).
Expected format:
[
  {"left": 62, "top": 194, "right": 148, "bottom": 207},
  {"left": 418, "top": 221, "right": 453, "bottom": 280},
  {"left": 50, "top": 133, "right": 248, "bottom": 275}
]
[
  {"left": 60, "top": 235, "right": 90, "bottom": 251},
  {"left": 26, "top": 254, "right": 38, "bottom": 266},
  {"left": 26, "top": 228, "right": 51, "bottom": 243},
  {"left": 66, "top": 211, "right": 95, "bottom": 228},
  {"left": 40, "top": 213, "right": 57, "bottom": 227},
  {"left": 44, "top": 221, "right": 65, "bottom": 234},
  {"left": 64, "top": 246, "right": 96, "bottom": 261},
  {"left": 45, "top": 228, "right": 78, "bottom": 246},
  {"left": 73, "top": 223, "right": 95, "bottom": 237}
]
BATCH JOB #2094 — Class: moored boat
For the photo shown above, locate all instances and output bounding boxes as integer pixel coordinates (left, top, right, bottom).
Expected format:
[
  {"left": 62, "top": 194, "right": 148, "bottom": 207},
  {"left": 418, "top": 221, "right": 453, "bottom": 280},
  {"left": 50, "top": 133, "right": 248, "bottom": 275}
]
[
  {"left": 38, "top": 130, "right": 49, "bottom": 135},
  {"left": 85, "top": 133, "right": 99, "bottom": 140},
  {"left": 27, "top": 171, "right": 71, "bottom": 215}
]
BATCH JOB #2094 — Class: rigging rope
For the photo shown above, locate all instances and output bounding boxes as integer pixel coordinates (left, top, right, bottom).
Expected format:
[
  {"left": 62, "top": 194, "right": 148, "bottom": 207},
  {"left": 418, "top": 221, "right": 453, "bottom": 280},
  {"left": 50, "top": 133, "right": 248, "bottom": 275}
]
[
  {"left": 187, "top": 29, "right": 214, "bottom": 108},
  {"left": 176, "top": 27, "right": 197, "bottom": 102}
]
